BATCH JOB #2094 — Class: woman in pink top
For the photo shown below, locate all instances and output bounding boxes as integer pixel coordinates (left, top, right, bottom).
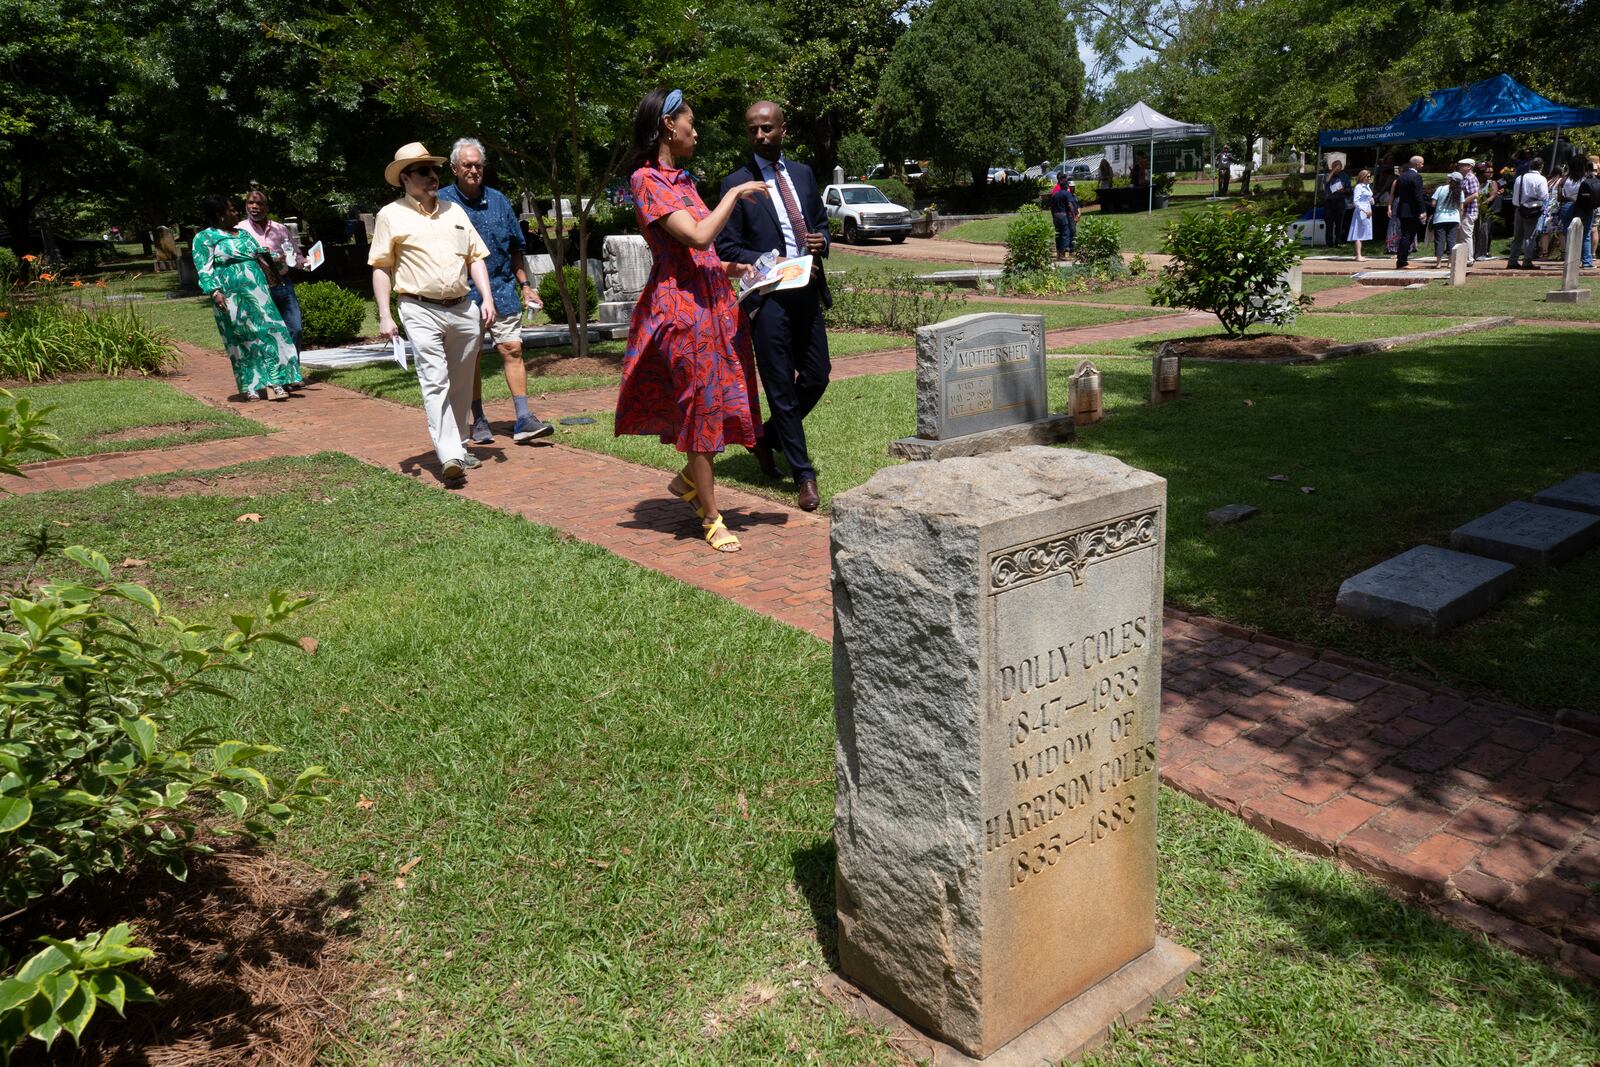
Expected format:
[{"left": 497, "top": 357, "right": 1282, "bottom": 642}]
[{"left": 239, "top": 188, "right": 305, "bottom": 365}]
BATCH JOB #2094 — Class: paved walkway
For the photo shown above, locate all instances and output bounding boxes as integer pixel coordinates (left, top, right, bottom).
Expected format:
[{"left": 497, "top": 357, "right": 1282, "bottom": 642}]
[{"left": 6, "top": 338, "right": 1597, "bottom": 983}]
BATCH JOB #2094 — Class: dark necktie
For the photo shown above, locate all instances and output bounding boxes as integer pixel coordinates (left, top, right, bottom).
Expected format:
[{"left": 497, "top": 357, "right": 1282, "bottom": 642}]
[{"left": 772, "top": 163, "right": 808, "bottom": 255}]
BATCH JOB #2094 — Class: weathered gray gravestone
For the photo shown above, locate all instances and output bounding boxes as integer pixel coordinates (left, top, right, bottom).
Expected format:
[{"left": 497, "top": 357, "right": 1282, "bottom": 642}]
[
  {"left": 888, "top": 313, "right": 1074, "bottom": 460},
  {"left": 599, "top": 235, "right": 652, "bottom": 324},
  {"left": 1450, "top": 501, "right": 1600, "bottom": 566},
  {"left": 1336, "top": 545, "right": 1516, "bottom": 635},
  {"left": 1534, "top": 472, "right": 1600, "bottom": 515},
  {"left": 1068, "top": 361, "right": 1103, "bottom": 426},
  {"left": 831, "top": 447, "right": 1197, "bottom": 1062},
  {"left": 1546, "top": 218, "right": 1590, "bottom": 303}
]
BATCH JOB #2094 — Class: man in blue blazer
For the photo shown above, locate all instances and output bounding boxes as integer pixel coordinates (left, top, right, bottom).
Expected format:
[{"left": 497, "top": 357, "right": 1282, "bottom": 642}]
[{"left": 716, "top": 101, "right": 831, "bottom": 511}]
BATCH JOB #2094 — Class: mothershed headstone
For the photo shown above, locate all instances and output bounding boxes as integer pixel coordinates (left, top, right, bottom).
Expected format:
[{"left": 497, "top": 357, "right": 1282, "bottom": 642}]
[
  {"left": 888, "top": 313, "right": 1074, "bottom": 460},
  {"left": 831, "top": 447, "right": 1197, "bottom": 1062}
]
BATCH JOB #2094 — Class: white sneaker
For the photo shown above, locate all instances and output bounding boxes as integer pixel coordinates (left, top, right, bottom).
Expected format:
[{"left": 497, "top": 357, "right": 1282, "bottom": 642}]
[{"left": 441, "top": 458, "right": 465, "bottom": 480}]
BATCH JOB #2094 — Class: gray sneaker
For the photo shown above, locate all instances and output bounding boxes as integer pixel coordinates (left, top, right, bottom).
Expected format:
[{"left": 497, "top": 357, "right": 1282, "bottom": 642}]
[
  {"left": 513, "top": 413, "right": 554, "bottom": 442},
  {"left": 459, "top": 453, "right": 482, "bottom": 469},
  {"left": 441, "top": 458, "right": 465, "bottom": 480},
  {"left": 469, "top": 415, "right": 493, "bottom": 444}
]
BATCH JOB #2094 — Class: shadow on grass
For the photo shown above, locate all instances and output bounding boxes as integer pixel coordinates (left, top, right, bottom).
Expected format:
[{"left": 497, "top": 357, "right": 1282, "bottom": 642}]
[
  {"left": 791, "top": 838, "right": 841, "bottom": 969},
  {"left": 1259, "top": 866, "right": 1600, "bottom": 1028}
]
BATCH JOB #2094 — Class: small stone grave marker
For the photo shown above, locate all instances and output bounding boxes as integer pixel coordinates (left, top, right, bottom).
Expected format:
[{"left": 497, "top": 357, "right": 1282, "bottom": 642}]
[
  {"left": 1450, "top": 241, "right": 1471, "bottom": 286},
  {"left": 1449, "top": 500, "right": 1600, "bottom": 566},
  {"left": 1150, "top": 346, "right": 1181, "bottom": 405},
  {"left": 1546, "top": 218, "right": 1590, "bottom": 303},
  {"left": 1068, "top": 360, "right": 1103, "bottom": 426},
  {"left": 831, "top": 447, "right": 1197, "bottom": 1061},
  {"left": 1533, "top": 472, "right": 1600, "bottom": 515},
  {"left": 888, "top": 312, "right": 1073, "bottom": 460},
  {"left": 1336, "top": 545, "right": 1516, "bottom": 635},
  {"left": 1207, "top": 504, "right": 1258, "bottom": 525}
]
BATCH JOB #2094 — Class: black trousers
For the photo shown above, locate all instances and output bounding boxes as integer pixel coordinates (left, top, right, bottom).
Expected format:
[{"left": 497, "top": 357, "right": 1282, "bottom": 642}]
[
  {"left": 1395, "top": 216, "right": 1422, "bottom": 268},
  {"left": 1325, "top": 201, "right": 1348, "bottom": 246},
  {"left": 750, "top": 284, "right": 830, "bottom": 483}
]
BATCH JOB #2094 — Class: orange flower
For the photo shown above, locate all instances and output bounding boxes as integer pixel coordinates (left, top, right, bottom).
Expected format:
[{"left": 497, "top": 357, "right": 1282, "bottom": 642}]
[
  {"left": 71, "top": 279, "right": 83, "bottom": 288},
  {"left": 39, "top": 272, "right": 54, "bottom": 282},
  {"left": 95, "top": 279, "right": 108, "bottom": 288},
  {"left": 21, "top": 254, "right": 36, "bottom": 263},
  {"left": 0, "top": 311, "right": 9, "bottom": 319}
]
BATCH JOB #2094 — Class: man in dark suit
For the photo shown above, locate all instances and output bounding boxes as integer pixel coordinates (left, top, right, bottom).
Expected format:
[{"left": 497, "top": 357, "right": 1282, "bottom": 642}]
[
  {"left": 1388, "top": 155, "right": 1427, "bottom": 269},
  {"left": 716, "top": 100, "right": 830, "bottom": 512}
]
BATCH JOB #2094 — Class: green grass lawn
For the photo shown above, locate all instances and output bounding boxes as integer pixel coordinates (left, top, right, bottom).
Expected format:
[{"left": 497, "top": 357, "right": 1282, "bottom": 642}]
[
  {"left": 954, "top": 298, "right": 1173, "bottom": 330},
  {"left": 826, "top": 250, "right": 986, "bottom": 274},
  {"left": 1342, "top": 275, "right": 1600, "bottom": 322},
  {"left": 569, "top": 326, "right": 1600, "bottom": 711},
  {"left": 1050, "top": 313, "right": 1475, "bottom": 357},
  {"left": 98, "top": 271, "right": 385, "bottom": 351},
  {"left": 6, "top": 377, "right": 268, "bottom": 458},
  {"left": 1046, "top": 274, "right": 1356, "bottom": 307},
  {"left": 1, "top": 455, "right": 1595, "bottom": 1064}
]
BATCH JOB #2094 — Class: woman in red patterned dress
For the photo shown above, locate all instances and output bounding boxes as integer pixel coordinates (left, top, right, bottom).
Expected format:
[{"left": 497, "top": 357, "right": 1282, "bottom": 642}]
[{"left": 615, "top": 88, "right": 768, "bottom": 553}]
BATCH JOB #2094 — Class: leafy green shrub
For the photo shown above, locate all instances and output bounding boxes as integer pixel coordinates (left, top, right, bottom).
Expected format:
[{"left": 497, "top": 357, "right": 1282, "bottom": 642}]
[
  {"left": 0, "top": 286, "right": 171, "bottom": 381},
  {"left": 1281, "top": 171, "right": 1305, "bottom": 196},
  {"left": 826, "top": 269, "right": 966, "bottom": 333},
  {"left": 837, "top": 132, "right": 878, "bottom": 179},
  {"left": 539, "top": 265, "right": 598, "bottom": 325},
  {"left": 1003, "top": 205, "right": 1056, "bottom": 276},
  {"left": 0, "top": 387, "right": 61, "bottom": 477},
  {"left": 1, "top": 923, "right": 155, "bottom": 1056},
  {"left": 869, "top": 178, "right": 914, "bottom": 209},
  {"left": 1074, "top": 216, "right": 1122, "bottom": 273},
  {"left": 1149, "top": 206, "right": 1310, "bottom": 336},
  {"left": 0, "top": 543, "right": 326, "bottom": 1060},
  {"left": 0, "top": 248, "right": 19, "bottom": 285},
  {"left": 64, "top": 249, "right": 106, "bottom": 277},
  {"left": 295, "top": 281, "right": 368, "bottom": 346}
]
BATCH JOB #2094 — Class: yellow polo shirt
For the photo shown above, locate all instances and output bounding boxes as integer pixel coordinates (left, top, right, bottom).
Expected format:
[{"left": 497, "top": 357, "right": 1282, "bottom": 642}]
[{"left": 368, "top": 194, "right": 488, "bottom": 300}]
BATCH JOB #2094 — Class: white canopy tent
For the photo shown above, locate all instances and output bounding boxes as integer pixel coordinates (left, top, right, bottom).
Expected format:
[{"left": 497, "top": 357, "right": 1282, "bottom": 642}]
[{"left": 1061, "top": 102, "right": 1216, "bottom": 213}]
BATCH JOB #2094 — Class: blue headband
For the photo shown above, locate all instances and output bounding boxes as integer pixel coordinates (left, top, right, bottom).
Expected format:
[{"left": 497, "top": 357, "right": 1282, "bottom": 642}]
[{"left": 661, "top": 89, "right": 684, "bottom": 119}]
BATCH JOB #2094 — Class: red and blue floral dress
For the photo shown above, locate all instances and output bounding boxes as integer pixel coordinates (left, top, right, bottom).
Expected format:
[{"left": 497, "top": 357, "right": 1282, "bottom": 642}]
[{"left": 615, "top": 163, "right": 761, "bottom": 454}]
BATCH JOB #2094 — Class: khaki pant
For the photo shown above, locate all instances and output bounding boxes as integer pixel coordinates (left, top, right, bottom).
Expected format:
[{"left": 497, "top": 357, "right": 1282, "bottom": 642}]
[{"left": 398, "top": 296, "right": 478, "bottom": 465}]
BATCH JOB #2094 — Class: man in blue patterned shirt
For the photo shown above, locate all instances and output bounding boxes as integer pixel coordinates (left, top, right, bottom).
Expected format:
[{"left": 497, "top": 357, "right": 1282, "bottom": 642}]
[{"left": 439, "top": 138, "right": 553, "bottom": 443}]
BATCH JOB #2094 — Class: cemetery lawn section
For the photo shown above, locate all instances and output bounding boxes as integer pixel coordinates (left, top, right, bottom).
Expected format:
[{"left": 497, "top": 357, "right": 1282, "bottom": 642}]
[
  {"left": 1339, "top": 275, "right": 1600, "bottom": 322},
  {"left": 4, "top": 377, "right": 269, "bottom": 457},
  {"left": 306, "top": 333, "right": 907, "bottom": 408},
  {"left": 826, "top": 250, "right": 987, "bottom": 274},
  {"left": 99, "top": 271, "right": 384, "bottom": 350},
  {"left": 1049, "top": 313, "right": 1476, "bottom": 357},
  {"left": 950, "top": 299, "right": 1175, "bottom": 330},
  {"left": 1049, "top": 274, "right": 1355, "bottom": 306},
  {"left": 566, "top": 325, "right": 1600, "bottom": 711},
  {"left": 0, "top": 456, "right": 1596, "bottom": 1063}
]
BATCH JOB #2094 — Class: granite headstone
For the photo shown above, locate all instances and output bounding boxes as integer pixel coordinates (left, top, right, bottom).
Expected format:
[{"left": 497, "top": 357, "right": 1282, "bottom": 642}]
[
  {"left": 1533, "top": 472, "right": 1600, "bottom": 515},
  {"left": 1336, "top": 545, "right": 1517, "bottom": 635},
  {"left": 832, "top": 448, "right": 1197, "bottom": 1061},
  {"left": 1450, "top": 501, "right": 1600, "bottom": 566}
]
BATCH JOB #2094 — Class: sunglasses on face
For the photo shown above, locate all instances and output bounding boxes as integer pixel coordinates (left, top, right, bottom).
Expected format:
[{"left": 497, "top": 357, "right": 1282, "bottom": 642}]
[{"left": 402, "top": 166, "right": 438, "bottom": 180}]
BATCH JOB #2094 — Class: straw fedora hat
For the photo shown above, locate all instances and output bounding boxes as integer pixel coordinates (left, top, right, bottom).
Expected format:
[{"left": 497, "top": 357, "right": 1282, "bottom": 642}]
[{"left": 384, "top": 142, "right": 447, "bottom": 188}]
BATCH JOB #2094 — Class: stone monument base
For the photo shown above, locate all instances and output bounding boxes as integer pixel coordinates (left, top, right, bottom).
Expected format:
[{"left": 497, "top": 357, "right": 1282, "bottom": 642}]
[
  {"left": 596, "top": 299, "right": 635, "bottom": 324},
  {"left": 1545, "top": 289, "right": 1591, "bottom": 303},
  {"left": 824, "top": 939, "right": 1199, "bottom": 1065},
  {"left": 888, "top": 414, "right": 1075, "bottom": 460}
]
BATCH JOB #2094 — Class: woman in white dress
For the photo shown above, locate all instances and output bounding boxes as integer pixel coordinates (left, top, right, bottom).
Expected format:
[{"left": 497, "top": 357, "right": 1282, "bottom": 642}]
[{"left": 1348, "top": 169, "right": 1374, "bottom": 261}]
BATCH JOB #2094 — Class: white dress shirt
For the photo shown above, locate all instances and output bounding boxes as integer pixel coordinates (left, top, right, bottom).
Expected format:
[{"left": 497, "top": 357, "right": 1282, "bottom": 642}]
[
  {"left": 756, "top": 155, "right": 802, "bottom": 258},
  {"left": 1513, "top": 172, "right": 1550, "bottom": 208}
]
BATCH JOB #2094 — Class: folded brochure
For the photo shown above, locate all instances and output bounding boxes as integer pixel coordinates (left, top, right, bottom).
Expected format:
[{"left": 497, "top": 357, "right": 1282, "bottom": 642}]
[{"left": 737, "top": 255, "right": 812, "bottom": 302}]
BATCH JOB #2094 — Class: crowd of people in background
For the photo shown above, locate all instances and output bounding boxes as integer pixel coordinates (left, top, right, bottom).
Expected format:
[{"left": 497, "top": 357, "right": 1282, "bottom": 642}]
[{"left": 1322, "top": 150, "right": 1600, "bottom": 270}]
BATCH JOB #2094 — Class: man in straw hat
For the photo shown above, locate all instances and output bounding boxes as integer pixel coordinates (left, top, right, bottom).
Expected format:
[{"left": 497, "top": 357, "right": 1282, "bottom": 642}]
[{"left": 370, "top": 141, "right": 495, "bottom": 482}]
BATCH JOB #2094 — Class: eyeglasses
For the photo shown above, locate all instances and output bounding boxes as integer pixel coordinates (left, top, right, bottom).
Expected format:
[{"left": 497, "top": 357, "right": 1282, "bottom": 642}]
[{"left": 455, "top": 161, "right": 484, "bottom": 171}]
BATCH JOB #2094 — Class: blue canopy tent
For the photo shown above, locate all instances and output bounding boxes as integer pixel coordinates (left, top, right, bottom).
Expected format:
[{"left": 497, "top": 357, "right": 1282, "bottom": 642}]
[{"left": 1318, "top": 74, "right": 1600, "bottom": 149}]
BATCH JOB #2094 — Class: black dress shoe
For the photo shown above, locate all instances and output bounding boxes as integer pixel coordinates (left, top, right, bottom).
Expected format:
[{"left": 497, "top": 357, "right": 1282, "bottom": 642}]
[
  {"left": 751, "top": 441, "right": 779, "bottom": 479},
  {"left": 796, "top": 477, "right": 820, "bottom": 512}
]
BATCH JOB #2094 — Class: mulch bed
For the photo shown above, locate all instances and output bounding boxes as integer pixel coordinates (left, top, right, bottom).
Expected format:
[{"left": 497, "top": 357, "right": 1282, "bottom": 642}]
[
  {"left": 527, "top": 352, "right": 623, "bottom": 378},
  {"left": 1162, "top": 334, "right": 1341, "bottom": 360},
  {"left": 9, "top": 842, "right": 365, "bottom": 1066}
]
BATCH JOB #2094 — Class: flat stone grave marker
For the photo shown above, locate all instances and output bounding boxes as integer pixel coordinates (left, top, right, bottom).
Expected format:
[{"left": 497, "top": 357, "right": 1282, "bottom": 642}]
[
  {"left": 889, "top": 312, "right": 1073, "bottom": 460},
  {"left": 1533, "top": 472, "right": 1600, "bottom": 515},
  {"left": 914, "top": 269, "right": 1003, "bottom": 289},
  {"left": 1546, "top": 218, "right": 1590, "bottom": 303},
  {"left": 1450, "top": 500, "right": 1600, "bottom": 566},
  {"left": 1336, "top": 545, "right": 1516, "bottom": 635},
  {"left": 1206, "top": 504, "right": 1258, "bottom": 525},
  {"left": 831, "top": 447, "right": 1197, "bottom": 1062}
]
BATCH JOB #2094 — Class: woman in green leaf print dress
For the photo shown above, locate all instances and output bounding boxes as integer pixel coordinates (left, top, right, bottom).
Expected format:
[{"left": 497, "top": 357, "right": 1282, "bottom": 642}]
[{"left": 191, "top": 195, "right": 303, "bottom": 400}]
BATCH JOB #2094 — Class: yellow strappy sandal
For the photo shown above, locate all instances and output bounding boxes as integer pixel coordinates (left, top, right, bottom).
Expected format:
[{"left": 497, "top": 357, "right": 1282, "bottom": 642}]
[
  {"left": 703, "top": 514, "right": 741, "bottom": 553},
  {"left": 669, "top": 473, "right": 705, "bottom": 518}
]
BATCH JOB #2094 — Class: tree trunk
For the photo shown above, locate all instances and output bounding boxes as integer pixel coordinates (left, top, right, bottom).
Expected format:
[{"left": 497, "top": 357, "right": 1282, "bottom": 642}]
[{"left": 970, "top": 163, "right": 988, "bottom": 190}]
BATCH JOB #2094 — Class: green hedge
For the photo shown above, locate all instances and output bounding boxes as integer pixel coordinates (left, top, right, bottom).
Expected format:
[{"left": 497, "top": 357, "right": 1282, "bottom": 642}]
[
  {"left": 296, "top": 282, "right": 368, "bottom": 346},
  {"left": 539, "top": 265, "right": 598, "bottom": 325}
]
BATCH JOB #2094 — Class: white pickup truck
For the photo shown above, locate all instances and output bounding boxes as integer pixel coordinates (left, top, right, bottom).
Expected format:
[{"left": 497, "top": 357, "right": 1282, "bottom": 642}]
[{"left": 822, "top": 183, "right": 916, "bottom": 245}]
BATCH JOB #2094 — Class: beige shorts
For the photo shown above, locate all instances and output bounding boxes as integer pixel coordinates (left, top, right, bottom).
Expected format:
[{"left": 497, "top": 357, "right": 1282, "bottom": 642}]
[{"left": 483, "top": 313, "right": 523, "bottom": 347}]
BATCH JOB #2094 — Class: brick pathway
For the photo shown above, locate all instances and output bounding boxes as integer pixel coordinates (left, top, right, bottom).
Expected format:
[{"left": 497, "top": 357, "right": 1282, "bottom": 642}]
[{"left": 7, "top": 339, "right": 1597, "bottom": 982}]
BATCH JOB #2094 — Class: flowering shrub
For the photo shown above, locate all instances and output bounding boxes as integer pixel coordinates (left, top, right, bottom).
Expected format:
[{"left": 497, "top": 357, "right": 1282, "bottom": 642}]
[
  {"left": 0, "top": 275, "right": 170, "bottom": 381},
  {"left": 1150, "top": 207, "right": 1310, "bottom": 337},
  {"left": 826, "top": 268, "right": 966, "bottom": 333},
  {"left": 1003, "top": 206, "right": 1056, "bottom": 276}
]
